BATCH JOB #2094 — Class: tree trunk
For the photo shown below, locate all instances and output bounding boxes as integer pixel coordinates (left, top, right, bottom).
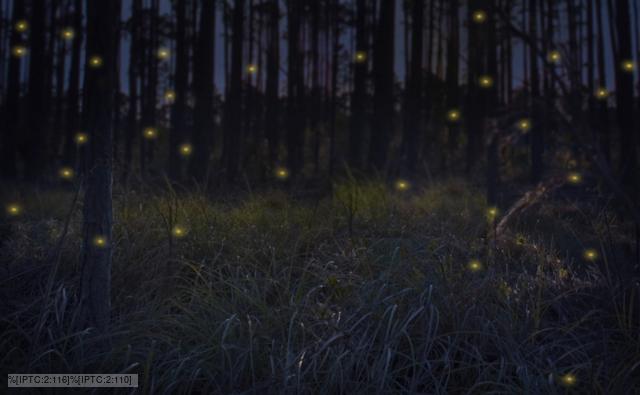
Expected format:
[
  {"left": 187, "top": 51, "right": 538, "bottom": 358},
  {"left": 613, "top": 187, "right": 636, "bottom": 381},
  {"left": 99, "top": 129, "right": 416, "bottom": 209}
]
[
  {"left": 24, "top": 0, "right": 48, "bottom": 181},
  {"left": 1, "top": 0, "right": 26, "bottom": 179},
  {"left": 265, "top": 0, "right": 280, "bottom": 167},
  {"left": 223, "top": 0, "right": 245, "bottom": 183},
  {"left": 169, "top": 0, "right": 190, "bottom": 181},
  {"left": 286, "top": 0, "right": 305, "bottom": 177},
  {"left": 402, "top": 0, "right": 424, "bottom": 175},
  {"left": 349, "top": 0, "right": 369, "bottom": 169},
  {"left": 368, "top": 0, "right": 395, "bottom": 172},
  {"left": 614, "top": 0, "right": 637, "bottom": 196},
  {"left": 79, "top": 0, "right": 117, "bottom": 332}
]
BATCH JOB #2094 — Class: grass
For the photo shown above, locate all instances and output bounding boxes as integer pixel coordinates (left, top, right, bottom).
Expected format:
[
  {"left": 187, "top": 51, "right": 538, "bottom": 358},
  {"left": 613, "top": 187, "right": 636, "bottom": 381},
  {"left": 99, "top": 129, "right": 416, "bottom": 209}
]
[{"left": 1, "top": 178, "right": 639, "bottom": 394}]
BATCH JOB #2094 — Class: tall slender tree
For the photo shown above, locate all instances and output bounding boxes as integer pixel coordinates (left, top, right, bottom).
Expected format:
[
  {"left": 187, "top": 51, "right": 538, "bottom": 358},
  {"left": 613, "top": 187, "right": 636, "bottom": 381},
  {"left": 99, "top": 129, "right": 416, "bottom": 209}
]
[
  {"left": 24, "top": 0, "right": 47, "bottom": 180},
  {"left": 190, "top": 0, "right": 216, "bottom": 183},
  {"left": 0, "top": 0, "right": 26, "bottom": 179},
  {"left": 369, "top": 0, "right": 395, "bottom": 172},
  {"left": 224, "top": 0, "right": 245, "bottom": 183},
  {"left": 79, "top": 0, "right": 117, "bottom": 332}
]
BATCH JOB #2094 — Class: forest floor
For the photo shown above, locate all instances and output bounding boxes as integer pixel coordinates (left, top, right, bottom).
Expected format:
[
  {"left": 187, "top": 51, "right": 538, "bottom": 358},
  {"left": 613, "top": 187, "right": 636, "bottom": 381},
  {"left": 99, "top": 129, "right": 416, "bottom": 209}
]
[{"left": 1, "top": 178, "right": 639, "bottom": 394}]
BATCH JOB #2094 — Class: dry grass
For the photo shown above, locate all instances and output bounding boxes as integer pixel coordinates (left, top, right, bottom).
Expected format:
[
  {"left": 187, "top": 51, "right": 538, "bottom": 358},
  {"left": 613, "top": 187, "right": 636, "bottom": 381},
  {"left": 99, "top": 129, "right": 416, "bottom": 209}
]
[{"left": 1, "top": 179, "right": 638, "bottom": 394}]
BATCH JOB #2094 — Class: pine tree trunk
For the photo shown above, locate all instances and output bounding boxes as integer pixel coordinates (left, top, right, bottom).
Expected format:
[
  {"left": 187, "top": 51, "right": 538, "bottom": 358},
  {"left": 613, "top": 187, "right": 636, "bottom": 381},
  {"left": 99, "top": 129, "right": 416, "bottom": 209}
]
[
  {"left": 24, "top": 0, "right": 48, "bottom": 181},
  {"left": 0, "top": 0, "right": 26, "bottom": 179},
  {"left": 265, "top": 0, "right": 280, "bottom": 167},
  {"left": 349, "top": 0, "right": 368, "bottom": 169},
  {"left": 369, "top": 0, "right": 395, "bottom": 172},
  {"left": 79, "top": 0, "right": 117, "bottom": 332},
  {"left": 169, "top": 0, "right": 189, "bottom": 181},
  {"left": 224, "top": 0, "right": 245, "bottom": 183}
]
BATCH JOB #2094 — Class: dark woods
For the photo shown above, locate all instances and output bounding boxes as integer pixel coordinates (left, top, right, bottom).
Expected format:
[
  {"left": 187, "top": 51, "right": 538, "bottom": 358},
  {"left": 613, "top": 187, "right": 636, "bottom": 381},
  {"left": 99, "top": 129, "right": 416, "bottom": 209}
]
[{"left": 1, "top": 0, "right": 639, "bottom": 338}]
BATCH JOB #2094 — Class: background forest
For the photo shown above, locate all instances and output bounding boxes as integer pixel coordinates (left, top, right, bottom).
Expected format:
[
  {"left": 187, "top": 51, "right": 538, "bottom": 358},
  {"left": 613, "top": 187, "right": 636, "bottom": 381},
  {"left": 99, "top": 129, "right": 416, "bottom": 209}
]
[{"left": 1, "top": 0, "right": 640, "bottom": 393}]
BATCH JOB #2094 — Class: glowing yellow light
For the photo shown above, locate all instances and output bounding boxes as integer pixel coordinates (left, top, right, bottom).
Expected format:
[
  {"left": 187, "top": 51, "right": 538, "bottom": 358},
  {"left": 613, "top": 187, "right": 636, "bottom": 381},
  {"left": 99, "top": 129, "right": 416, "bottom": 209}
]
[
  {"left": 472, "top": 10, "right": 487, "bottom": 23},
  {"left": 567, "top": 172, "right": 582, "bottom": 184},
  {"left": 275, "top": 167, "right": 289, "bottom": 180},
  {"left": 447, "top": 109, "right": 461, "bottom": 122},
  {"left": 59, "top": 167, "right": 75, "bottom": 180},
  {"left": 515, "top": 234, "right": 526, "bottom": 246},
  {"left": 61, "top": 27, "right": 74, "bottom": 40},
  {"left": 12, "top": 45, "right": 27, "bottom": 57},
  {"left": 468, "top": 259, "right": 482, "bottom": 272},
  {"left": 15, "top": 20, "right": 28, "bottom": 32},
  {"left": 92, "top": 235, "right": 108, "bottom": 248},
  {"left": 75, "top": 133, "right": 88, "bottom": 145},
  {"left": 517, "top": 119, "right": 531, "bottom": 132},
  {"left": 595, "top": 87, "right": 609, "bottom": 100},
  {"left": 172, "top": 225, "right": 188, "bottom": 238},
  {"left": 143, "top": 127, "right": 158, "bottom": 140},
  {"left": 6, "top": 203, "right": 22, "bottom": 217},
  {"left": 395, "top": 179, "right": 410, "bottom": 192},
  {"left": 179, "top": 143, "right": 192, "bottom": 156},
  {"left": 486, "top": 206, "right": 499, "bottom": 221},
  {"left": 622, "top": 60, "right": 635, "bottom": 72},
  {"left": 246, "top": 64, "right": 257, "bottom": 74},
  {"left": 164, "top": 89, "right": 176, "bottom": 104},
  {"left": 157, "top": 48, "right": 170, "bottom": 60},
  {"left": 355, "top": 51, "right": 367, "bottom": 63},
  {"left": 89, "top": 55, "right": 103, "bottom": 68},
  {"left": 547, "top": 50, "right": 561, "bottom": 63},
  {"left": 559, "top": 373, "right": 577, "bottom": 387},
  {"left": 583, "top": 248, "right": 598, "bottom": 261},
  {"left": 478, "top": 75, "right": 494, "bottom": 88}
]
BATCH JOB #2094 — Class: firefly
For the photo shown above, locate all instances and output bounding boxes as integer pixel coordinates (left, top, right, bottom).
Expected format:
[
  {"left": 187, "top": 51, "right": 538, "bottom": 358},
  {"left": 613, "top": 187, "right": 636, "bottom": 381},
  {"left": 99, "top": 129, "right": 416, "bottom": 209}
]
[
  {"left": 478, "top": 75, "right": 494, "bottom": 88},
  {"left": 472, "top": 10, "right": 487, "bottom": 23},
  {"left": 486, "top": 206, "right": 499, "bottom": 221},
  {"left": 61, "top": 27, "right": 74, "bottom": 40},
  {"left": 164, "top": 89, "right": 176, "bottom": 104},
  {"left": 355, "top": 51, "right": 367, "bottom": 63},
  {"left": 395, "top": 179, "right": 410, "bottom": 192},
  {"left": 547, "top": 50, "right": 561, "bottom": 63},
  {"left": 59, "top": 167, "right": 74, "bottom": 180},
  {"left": 622, "top": 60, "right": 635, "bottom": 72},
  {"left": 559, "top": 373, "right": 577, "bottom": 387},
  {"left": 178, "top": 143, "right": 192, "bottom": 157},
  {"left": 75, "top": 133, "right": 88, "bottom": 145},
  {"left": 172, "top": 225, "right": 188, "bottom": 238},
  {"left": 583, "top": 248, "right": 598, "bottom": 261},
  {"left": 517, "top": 119, "right": 531, "bottom": 132},
  {"left": 12, "top": 45, "right": 27, "bottom": 58},
  {"left": 567, "top": 172, "right": 582, "bottom": 184},
  {"left": 468, "top": 259, "right": 482, "bottom": 272},
  {"left": 157, "top": 48, "right": 170, "bottom": 60},
  {"left": 595, "top": 87, "right": 609, "bottom": 100},
  {"left": 143, "top": 127, "right": 158, "bottom": 140},
  {"left": 93, "top": 235, "right": 108, "bottom": 248},
  {"left": 447, "top": 109, "right": 461, "bottom": 122},
  {"left": 15, "top": 20, "right": 28, "bottom": 32},
  {"left": 275, "top": 167, "right": 289, "bottom": 180},
  {"left": 6, "top": 203, "right": 22, "bottom": 217},
  {"left": 246, "top": 64, "right": 258, "bottom": 74},
  {"left": 89, "top": 55, "right": 103, "bottom": 68}
]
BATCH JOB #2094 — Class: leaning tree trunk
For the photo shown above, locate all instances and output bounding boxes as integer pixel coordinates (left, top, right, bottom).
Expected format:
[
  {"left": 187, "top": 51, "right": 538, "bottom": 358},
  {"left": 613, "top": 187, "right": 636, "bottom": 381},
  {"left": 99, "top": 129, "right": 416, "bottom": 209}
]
[{"left": 79, "top": 0, "right": 117, "bottom": 332}]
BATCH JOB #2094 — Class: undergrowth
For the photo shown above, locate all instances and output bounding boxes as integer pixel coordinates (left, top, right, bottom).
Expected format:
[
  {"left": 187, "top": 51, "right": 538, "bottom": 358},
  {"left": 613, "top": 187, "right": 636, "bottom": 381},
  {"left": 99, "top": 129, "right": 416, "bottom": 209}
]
[{"left": 1, "top": 179, "right": 638, "bottom": 394}]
